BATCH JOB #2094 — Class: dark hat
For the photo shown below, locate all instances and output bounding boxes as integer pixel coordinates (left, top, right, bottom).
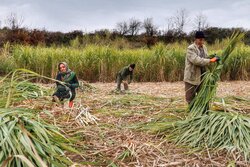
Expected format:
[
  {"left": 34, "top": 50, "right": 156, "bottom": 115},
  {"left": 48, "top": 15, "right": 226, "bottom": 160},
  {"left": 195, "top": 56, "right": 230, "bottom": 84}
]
[
  {"left": 129, "top": 64, "right": 135, "bottom": 69},
  {"left": 195, "top": 31, "right": 205, "bottom": 39}
]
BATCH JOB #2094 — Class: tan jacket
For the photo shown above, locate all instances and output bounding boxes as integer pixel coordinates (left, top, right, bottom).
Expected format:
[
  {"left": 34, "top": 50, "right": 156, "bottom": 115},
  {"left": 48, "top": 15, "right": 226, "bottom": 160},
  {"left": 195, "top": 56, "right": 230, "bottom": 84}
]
[{"left": 183, "top": 43, "right": 210, "bottom": 85}]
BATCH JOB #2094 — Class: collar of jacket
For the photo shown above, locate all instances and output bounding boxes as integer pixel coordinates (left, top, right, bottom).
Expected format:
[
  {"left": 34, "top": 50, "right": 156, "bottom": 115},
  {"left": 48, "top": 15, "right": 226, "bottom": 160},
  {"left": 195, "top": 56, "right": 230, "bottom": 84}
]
[
  {"left": 193, "top": 43, "right": 208, "bottom": 55},
  {"left": 194, "top": 42, "right": 204, "bottom": 49}
]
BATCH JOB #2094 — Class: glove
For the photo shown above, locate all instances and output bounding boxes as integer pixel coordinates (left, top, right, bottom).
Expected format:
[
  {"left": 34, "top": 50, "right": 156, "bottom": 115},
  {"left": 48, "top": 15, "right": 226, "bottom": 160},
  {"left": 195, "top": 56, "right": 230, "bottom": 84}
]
[{"left": 210, "top": 56, "right": 220, "bottom": 63}]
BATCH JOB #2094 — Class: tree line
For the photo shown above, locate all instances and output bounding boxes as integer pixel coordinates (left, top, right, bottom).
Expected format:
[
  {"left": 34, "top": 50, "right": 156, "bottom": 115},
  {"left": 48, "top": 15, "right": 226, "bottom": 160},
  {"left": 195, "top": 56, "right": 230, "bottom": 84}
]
[{"left": 0, "top": 11, "right": 250, "bottom": 48}]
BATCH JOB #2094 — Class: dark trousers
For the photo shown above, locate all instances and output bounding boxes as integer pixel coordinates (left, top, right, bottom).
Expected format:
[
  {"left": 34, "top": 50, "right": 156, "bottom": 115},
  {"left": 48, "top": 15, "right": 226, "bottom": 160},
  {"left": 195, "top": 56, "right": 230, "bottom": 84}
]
[
  {"left": 116, "top": 76, "right": 128, "bottom": 90},
  {"left": 53, "top": 90, "right": 76, "bottom": 102},
  {"left": 185, "top": 82, "right": 200, "bottom": 104},
  {"left": 116, "top": 76, "right": 122, "bottom": 90}
]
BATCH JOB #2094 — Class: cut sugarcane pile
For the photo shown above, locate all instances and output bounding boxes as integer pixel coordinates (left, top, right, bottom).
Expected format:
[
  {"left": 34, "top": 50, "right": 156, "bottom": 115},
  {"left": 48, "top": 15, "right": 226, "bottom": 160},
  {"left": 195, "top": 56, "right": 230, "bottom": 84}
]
[
  {"left": 74, "top": 104, "right": 99, "bottom": 126},
  {"left": 170, "top": 111, "right": 250, "bottom": 161},
  {"left": 0, "top": 108, "right": 79, "bottom": 166}
]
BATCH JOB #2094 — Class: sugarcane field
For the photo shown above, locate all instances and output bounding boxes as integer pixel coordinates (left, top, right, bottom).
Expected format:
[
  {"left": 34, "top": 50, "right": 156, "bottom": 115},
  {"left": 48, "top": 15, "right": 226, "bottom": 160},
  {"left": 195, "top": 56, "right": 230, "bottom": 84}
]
[{"left": 1, "top": 1, "right": 250, "bottom": 167}]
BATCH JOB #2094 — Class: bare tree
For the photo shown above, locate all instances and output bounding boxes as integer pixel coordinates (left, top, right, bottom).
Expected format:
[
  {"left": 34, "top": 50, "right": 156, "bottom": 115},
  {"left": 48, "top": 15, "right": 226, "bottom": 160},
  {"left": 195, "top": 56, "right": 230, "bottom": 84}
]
[
  {"left": 116, "top": 21, "right": 129, "bottom": 35},
  {"left": 5, "top": 13, "right": 24, "bottom": 30},
  {"left": 166, "top": 17, "right": 175, "bottom": 31},
  {"left": 173, "top": 9, "right": 189, "bottom": 33},
  {"left": 143, "top": 18, "right": 158, "bottom": 36},
  {"left": 193, "top": 12, "right": 209, "bottom": 31},
  {"left": 128, "top": 18, "right": 141, "bottom": 36}
]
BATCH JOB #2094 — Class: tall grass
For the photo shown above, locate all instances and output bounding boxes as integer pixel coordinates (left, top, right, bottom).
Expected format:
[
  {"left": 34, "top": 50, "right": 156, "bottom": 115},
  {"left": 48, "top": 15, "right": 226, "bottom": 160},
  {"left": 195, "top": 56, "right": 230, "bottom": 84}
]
[{"left": 0, "top": 40, "right": 250, "bottom": 82}]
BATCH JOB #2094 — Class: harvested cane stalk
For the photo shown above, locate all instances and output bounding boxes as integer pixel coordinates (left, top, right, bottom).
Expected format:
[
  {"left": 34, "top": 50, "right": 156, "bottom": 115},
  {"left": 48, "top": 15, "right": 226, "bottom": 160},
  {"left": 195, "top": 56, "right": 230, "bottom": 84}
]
[{"left": 72, "top": 102, "right": 99, "bottom": 126}]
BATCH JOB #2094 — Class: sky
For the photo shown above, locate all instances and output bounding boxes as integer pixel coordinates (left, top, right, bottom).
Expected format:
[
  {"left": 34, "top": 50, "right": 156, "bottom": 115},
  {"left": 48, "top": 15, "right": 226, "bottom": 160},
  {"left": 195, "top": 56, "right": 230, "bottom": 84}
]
[{"left": 0, "top": 0, "right": 249, "bottom": 33}]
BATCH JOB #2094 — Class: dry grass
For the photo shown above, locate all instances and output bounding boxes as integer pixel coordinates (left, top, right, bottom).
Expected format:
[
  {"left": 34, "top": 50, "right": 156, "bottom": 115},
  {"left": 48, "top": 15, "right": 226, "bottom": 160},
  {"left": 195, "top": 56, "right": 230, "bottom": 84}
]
[
  {"left": 69, "top": 81, "right": 249, "bottom": 166},
  {"left": 93, "top": 81, "right": 250, "bottom": 98},
  {"left": 10, "top": 81, "right": 250, "bottom": 166}
]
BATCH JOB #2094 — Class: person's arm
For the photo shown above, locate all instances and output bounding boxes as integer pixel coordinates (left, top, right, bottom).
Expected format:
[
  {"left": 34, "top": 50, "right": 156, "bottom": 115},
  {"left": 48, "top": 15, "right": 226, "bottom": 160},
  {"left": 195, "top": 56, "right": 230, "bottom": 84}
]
[
  {"left": 70, "top": 75, "right": 79, "bottom": 88},
  {"left": 65, "top": 72, "right": 79, "bottom": 88},
  {"left": 186, "top": 47, "right": 210, "bottom": 66}
]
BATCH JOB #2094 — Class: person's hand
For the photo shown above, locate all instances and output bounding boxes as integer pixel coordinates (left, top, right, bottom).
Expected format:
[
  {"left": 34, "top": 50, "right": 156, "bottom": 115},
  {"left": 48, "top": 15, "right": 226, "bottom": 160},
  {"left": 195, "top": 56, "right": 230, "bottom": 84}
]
[{"left": 210, "top": 56, "right": 220, "bottom": 63}]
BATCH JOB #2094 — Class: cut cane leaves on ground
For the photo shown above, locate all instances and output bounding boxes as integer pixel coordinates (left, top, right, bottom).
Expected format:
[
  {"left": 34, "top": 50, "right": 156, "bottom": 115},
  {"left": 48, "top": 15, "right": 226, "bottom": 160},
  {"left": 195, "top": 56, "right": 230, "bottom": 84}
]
[{"left": 0, "top": 69, "right": 83, "bottom": 166}]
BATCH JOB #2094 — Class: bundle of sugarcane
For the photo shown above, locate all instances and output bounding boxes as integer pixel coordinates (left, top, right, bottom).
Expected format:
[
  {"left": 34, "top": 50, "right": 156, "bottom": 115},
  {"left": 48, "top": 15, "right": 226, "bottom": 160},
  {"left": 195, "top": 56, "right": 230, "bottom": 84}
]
[
  {"left": 0, "top": 79, "right": 50, "bottom": 107},
  {"left": 0, "top": 69, "right": 63, "bottom": 108},
  {"left": 0, "top": 108, "right": 79, "bottom": 166},
  {"left": 168, "top": 32, "right": 250, "bottom": 161}
]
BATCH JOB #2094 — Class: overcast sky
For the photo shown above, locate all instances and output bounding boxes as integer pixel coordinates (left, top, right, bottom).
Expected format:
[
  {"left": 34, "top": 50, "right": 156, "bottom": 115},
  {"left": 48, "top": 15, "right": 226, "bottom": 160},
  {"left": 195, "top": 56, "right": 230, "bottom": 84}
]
[{"left": 0, "top": 0, "right": 249, "bottom": 32}]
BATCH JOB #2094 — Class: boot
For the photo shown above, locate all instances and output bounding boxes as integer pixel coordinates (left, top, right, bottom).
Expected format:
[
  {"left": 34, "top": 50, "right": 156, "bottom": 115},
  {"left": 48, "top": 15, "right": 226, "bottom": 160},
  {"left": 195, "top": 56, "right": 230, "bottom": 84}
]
[{"left": 69, "top": 101, "right": 74, "bottom": 108}]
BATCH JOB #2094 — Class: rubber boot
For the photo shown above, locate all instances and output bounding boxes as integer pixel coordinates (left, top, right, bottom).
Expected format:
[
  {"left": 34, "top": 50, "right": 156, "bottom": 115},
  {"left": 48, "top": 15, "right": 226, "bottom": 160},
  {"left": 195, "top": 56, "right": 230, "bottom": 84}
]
[{"left": 69, "top": 101, "right": 74, "bottom": 108}]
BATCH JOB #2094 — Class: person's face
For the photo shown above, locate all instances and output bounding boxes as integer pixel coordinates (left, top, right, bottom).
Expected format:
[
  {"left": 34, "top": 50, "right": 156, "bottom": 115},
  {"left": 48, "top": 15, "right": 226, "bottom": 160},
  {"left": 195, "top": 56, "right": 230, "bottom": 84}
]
[
  {"left": 129, "top": 67, "right": 133, "bottom": 71},
  {"left": 195, "top": 38, "right": 205, "bottom": 47},
  {"left": 59, "top": 64, "right": 67, "bottom": 73}
]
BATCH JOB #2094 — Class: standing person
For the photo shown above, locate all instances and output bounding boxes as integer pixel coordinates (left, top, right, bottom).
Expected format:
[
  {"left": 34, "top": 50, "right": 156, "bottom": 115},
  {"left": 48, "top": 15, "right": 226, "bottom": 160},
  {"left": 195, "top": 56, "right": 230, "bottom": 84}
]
[
  {"left": 184, "top": 31, "right": 220, "bottom": 105},
  {"left": 116, "top": 64, "right": 135, "bottom": 91},
  {"left": 52, "top": 62, "right": 79, "bottom": 108}
]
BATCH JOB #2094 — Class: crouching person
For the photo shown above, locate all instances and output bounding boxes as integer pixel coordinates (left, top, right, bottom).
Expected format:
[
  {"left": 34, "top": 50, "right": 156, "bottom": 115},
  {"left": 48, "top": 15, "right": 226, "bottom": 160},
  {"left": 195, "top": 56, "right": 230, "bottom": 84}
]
[
  {"left": 52, "top": 62, "right": 79, "bottom": 108},
  {"left": 116, "top": 64, "right": 135, "bottom": 91}
]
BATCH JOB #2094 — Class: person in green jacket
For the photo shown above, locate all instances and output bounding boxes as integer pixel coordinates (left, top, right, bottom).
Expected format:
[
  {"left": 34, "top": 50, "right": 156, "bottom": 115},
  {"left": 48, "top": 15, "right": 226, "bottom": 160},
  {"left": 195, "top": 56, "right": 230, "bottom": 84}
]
[
  {"left": 52, "top": 62, "right": 79, "bottom": 108},
  {"left": 184, "top": 31, "right": 220, "bottom": 105},
  {"left": 116, "top": 64, "right": 135, "bottom": 91}
]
